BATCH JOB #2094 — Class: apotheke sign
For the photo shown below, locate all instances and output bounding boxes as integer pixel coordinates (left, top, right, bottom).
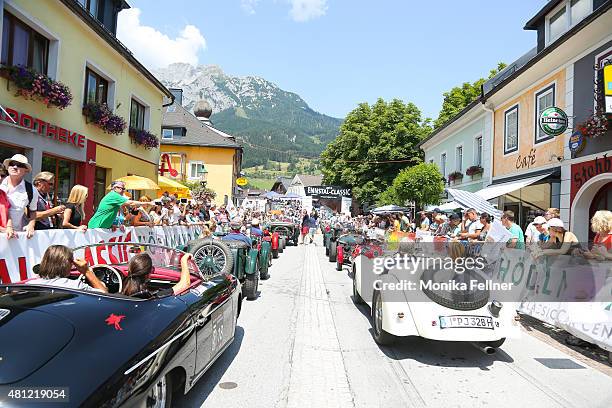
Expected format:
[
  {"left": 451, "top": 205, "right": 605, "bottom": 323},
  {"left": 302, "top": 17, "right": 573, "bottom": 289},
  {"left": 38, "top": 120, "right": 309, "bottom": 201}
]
[
  {"left": 305, "top": 185, "right": 352, "bottom": 199},
  {"left": 1, "top": 107, "right": 86, "bottom": 149}
]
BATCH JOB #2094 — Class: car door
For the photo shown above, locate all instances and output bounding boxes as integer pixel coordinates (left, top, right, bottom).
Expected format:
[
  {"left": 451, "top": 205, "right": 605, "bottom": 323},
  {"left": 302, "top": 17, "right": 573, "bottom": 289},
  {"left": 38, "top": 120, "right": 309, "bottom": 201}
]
[{"left": 188, "top": 275, "right": 235, "bottom": 382}]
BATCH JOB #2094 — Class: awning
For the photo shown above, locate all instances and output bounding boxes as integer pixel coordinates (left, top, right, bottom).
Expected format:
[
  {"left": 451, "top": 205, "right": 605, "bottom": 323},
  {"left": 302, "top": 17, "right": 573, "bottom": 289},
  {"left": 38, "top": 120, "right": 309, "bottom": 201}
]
[
  {"left": 446, "top": 188, "right": 503, "bottom": 219},
  {"left": 425, "top": 201, "right": 464, "bottom": 212},
  {"left": 476, "top": 172, "right": 552, "bottom": 200}
]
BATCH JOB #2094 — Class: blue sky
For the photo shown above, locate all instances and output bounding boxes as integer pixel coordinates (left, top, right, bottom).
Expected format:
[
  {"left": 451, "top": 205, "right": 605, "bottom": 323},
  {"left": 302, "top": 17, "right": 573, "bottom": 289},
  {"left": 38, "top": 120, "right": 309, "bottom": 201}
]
[{"left": 119, "top": 0, "right": 549, "bottom": 120}]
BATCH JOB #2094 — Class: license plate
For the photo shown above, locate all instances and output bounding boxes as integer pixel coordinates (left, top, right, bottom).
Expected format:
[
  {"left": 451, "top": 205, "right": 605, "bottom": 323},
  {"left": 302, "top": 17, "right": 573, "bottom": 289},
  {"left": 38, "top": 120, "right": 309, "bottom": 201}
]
[{"left": 439, "top": 315, "right": 493, "bottom": 329}]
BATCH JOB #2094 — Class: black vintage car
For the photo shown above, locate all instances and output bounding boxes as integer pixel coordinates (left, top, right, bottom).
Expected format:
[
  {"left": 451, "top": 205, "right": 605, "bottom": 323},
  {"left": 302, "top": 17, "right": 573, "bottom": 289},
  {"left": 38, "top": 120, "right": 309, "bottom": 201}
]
[
  {"left": 0, "top": 243, "right": 241, "bottom": 407},
  {"left": 329, "top": 233, "right": 365, "bottom": 271},
  {"left": 269, "top": 222, "right": 300, "bottom": 246}
]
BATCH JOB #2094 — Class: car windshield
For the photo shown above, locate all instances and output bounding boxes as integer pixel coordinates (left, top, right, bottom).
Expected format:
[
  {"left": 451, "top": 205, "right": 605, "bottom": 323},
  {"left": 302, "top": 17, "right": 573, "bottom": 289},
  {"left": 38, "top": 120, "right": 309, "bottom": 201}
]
[{"left": 72, "top": 242, "right": 202, "bottom": 278}]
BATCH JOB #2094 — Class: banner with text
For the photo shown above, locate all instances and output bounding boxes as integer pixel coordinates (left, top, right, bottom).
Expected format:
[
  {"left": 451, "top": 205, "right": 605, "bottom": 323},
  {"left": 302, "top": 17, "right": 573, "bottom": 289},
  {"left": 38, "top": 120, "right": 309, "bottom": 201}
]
[{"left": 0, "top": 226, "right": 201, "bottom": 284}]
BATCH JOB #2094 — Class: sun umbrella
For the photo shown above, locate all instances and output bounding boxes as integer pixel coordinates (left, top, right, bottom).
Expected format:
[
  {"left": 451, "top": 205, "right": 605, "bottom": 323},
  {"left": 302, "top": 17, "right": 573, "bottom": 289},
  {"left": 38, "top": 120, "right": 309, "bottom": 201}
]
[
  {"left": 157, "top": 176, "right": 191, "bottom": 198},
  {"left": 261, "top": 191, "right": 282, "bottom": 199},
  {"left": 281, "top": 192, "right": 302, "bottom": 200},
  {"left": 107, "top": 175, "right": 159, "bottom": 190},
  {"left": 370, "top": 204, "right": 409, "bottom": 214}
]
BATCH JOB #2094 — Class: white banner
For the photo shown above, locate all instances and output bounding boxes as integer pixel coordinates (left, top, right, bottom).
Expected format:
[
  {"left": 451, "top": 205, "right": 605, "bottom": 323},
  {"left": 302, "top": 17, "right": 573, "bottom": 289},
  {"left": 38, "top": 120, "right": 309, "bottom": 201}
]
[{"left": 0, "top": 226, "right": 201, "bottom": 284}]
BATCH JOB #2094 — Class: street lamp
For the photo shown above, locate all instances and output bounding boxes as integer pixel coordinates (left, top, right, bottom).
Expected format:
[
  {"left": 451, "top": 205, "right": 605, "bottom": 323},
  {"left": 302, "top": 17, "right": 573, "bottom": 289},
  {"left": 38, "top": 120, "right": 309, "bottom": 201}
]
[{"left": 200, "top": 169, "right": 208, "bottom": 187}]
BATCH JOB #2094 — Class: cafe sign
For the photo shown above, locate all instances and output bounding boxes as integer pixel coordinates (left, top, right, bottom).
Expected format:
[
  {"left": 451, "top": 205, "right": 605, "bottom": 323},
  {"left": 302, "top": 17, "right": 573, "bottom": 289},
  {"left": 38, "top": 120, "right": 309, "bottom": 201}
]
[
  {"left": 305, "top": 185, "right": 352, "bottom": 199},
  {"left": 539, "top": 107, "right": 568, "bottom": 137}
]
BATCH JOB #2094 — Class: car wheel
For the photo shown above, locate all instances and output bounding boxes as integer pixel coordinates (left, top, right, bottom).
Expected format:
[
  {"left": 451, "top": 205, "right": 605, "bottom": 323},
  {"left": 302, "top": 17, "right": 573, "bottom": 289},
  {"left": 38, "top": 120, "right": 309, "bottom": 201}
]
[
  {"left": 353, "top": 272, "right": 365, "bottom": 305},
  {"left": 372, "top": 290, "right": 395, "bottom": 346},
  {"left": 191, "top": 239, "right": 233, "bottom": 276},
  {"left": 279, "top": 238, "right": 286, "bottom": 251},
  {"left": 244, "top": 273, "right": 259, "bottom": 300},
  {"left": 325, "top": 241, "right": 330, "bottom": 256},
  {"left": 147, "top": 373, "right": 172, "bottom": 408},
  {"left": 272, "top": 248, "right": 279, "bottom": 259},
  {"left": 336, "top": 260, "right": 342, "bottom": 271},
  {"left": 486, "top": 338, "right": 506, "bottom": 348},
  {"left": 329, "top": 242, "right": 337, "bottom": 262},
  {"left": 260, "top": 256, "right": 270, "bottom": 280}
]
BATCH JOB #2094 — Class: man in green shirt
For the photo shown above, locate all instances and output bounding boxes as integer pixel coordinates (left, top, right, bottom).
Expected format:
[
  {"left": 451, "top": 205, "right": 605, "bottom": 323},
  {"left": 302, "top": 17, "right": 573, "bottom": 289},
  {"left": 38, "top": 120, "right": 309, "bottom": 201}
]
[
  {"left": 88, "top": 181, "right": 149, "bottom": 229},
  {"left": 501, "top": 210, "right": 525, "bottom": 249}
]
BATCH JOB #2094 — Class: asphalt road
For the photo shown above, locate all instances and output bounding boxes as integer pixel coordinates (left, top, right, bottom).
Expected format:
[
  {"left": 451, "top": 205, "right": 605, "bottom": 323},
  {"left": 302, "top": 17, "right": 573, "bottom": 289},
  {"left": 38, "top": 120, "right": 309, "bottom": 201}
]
[{"left": 178, "top": 235, "right": 612, "bottom": 408}]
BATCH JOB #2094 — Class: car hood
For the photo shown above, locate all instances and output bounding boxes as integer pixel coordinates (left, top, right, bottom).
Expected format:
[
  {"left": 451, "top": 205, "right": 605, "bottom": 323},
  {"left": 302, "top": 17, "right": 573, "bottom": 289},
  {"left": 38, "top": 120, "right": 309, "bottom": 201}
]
[{"left": 0, "top": 303, "right": 75, "bottom": 384}]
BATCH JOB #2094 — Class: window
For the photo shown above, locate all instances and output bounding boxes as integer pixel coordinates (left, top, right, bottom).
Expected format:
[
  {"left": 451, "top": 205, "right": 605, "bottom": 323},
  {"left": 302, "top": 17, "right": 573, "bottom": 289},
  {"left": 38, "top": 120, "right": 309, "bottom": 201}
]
[
  {"left": 455, "top": 146, "right": 463, "bottom": 172},
  {"left": 162, "top": 129, "right": 173, "bottom": 140},
  {"left": 546, "top": 0, "right": 592, "bottom": 44},
  {"left": 504, "top": 105, "right": 519, "bottom": 154},
  {"left": 130, "top": 99, "right": 146, "bottom": 130},
  {"left": 1, "top": 12, "right": 49, "bottom": 74},
  {"left": 475, "top": 136, "right": 483, "bottom": 166},
  {"left": 440, "top": 153, "right": 447, "bottom": 178},
  {"left": 189, "top": 161, "right": 207, "bottom": 179},
  {"left": 535, "top": 84, "right": 555, "bottom": 143},
  {"left": 84, "top": 68, "right": 108, "bottom": 105}
]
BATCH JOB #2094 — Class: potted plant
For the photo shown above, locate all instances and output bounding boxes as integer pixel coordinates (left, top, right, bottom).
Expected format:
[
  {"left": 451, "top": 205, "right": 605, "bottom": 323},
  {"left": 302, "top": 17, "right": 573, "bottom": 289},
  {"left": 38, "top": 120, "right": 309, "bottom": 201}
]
[
  {"left": 575, "top": 109, "right": 610, "bottom": 139},
  {"left": 129, "top": 127, "right": 159, "bottom": 149},
  {"left": 466, "top": 165, "right": 484, "bottom": 176},
  {"left": 0, "top": 65, "right": 72, "bottom": 109},
  {"left": 82, "top": 102, "right": 127, "bottom": 135},
  {"left": 447, "top": 171, "right": 463, "bottom": 183}
]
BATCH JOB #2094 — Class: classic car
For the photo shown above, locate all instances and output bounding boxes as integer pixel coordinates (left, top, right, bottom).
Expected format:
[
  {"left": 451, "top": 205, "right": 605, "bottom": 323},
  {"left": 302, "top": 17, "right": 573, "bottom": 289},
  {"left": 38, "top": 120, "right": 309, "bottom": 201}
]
[
  {"left": 351, "top": 242, "right": 515, "bottom": 352},
  {"left": 325, "top": 222, "right": 354, "bottom": 257},
  {"left": 0, "top": 242, "right": 241, "bottom": 407},
  {"left": 268, "top": 222, "right": 300, "bottom": 246},
  {"left": 187, "top": 238, "right": 260, "bottom": 300},
  {"left": 330, "top": 233, "right": 365, "bottom": 271}
]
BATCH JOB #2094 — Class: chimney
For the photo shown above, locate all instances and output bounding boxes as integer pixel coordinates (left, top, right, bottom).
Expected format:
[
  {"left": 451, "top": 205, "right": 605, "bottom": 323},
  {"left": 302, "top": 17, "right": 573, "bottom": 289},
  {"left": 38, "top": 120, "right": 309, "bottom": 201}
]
[
  {"left": 194, "top": 100, "right": 213, "bottom": 125},
  {"left": 169, "top": 88, "right": 183, "bottom": 106}
]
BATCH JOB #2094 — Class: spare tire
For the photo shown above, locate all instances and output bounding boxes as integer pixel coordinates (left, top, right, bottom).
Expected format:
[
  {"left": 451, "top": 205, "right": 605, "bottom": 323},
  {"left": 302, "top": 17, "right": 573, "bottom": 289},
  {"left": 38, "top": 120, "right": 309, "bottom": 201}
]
[{"left": 190, "top": 239, "right": 234, "bottom": 276}]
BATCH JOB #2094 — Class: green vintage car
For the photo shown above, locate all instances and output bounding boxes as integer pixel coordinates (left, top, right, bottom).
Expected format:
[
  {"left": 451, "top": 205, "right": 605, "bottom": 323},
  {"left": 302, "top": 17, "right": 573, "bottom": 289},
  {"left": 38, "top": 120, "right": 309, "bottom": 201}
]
[
  {"left": 185, "top": 238, "right": 260, "bottom": 300},
  {"left": 269, "top": 221, "right": 300, "bottom": 246}
]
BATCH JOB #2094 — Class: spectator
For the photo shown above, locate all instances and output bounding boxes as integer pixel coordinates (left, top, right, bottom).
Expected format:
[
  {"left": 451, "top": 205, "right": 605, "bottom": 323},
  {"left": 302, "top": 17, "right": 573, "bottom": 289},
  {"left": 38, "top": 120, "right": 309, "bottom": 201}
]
[
  {"left": 400, "top": 212, "right": 410, "bottom": 232},
  {"left": 149, "top": 201, "right": 163, "bottom": 226},
  {"left": 62, "top": 185, "right": 88, "bottom": 232},
  {"left": 459, "top": 208, "right": 483, "bottom": 240},
  {"left": 477, "top": 213, "right": 492, "bottom": 241},
  {"left": 530, "top": 216, "right": 549, "bottom": 245},
  {"left": 501, "top": 210, "right": 525, "bottom": 249},
  {"left": 132, "top": 196, "right": 154, "bottom": 227},
  {"left": 88, "top": 181, "right": 148, "bottom": 229},
  {"left": 27, "top": 245, "right": 107, "bottom": 293},
  {"left": 437, "top": 213, "right": 461, "bottom": 237},
  {"left": 0, "top": 154, "right": 38, "bottom": 238},
  {"left": 419, "top": 211, "right": 430, "bottom": 230},
  {"left": 544, "top": 208, "right": 560, "bottom": 221},
  {"left": 586, "top": 210, "right": 612, "bottom": 260},
  {"left": 32, "top": 171, "right": 64, "bottom": 230},
  {"left": 304, "top": 212, "right": 318, "bottom": 245},
  {"left": 537, "top": 218, "right": 581, "bottom": 256},
  {"left": 525, "top": 211, "right": 547, "bottom": 244},
  {"left": 167, "top": 196, "right": 181, "bottom": 226}
]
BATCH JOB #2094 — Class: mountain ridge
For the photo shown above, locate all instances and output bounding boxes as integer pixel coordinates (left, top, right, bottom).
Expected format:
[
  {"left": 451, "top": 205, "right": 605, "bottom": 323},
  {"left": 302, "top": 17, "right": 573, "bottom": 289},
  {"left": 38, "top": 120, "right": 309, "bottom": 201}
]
[{"left": 154, "top": 63, "right": 343, "bottom": 167}]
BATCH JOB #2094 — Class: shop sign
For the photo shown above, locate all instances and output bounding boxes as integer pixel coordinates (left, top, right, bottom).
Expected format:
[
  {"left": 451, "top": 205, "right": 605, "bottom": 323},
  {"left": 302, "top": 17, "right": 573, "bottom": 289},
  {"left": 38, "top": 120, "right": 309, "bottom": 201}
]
[
  {"left": 538, "top": 107, "right": 568, "bottom": 136},
  {"left": 305, "top": 185, "right": 352, "bottom": 199},
  {"left": 568, "top": 131, "right": 586, "bottom": 154},
  {"left": 1, "top": 107, "right": 86, "bottom": 148},
  {"left": 515, "top": 148, "right": 537, "bottom": 170},
  {"left": 159, "top": 153, "right": 179, "bottom": 177},
  {"left": 571, "top": 154, "right": 612, "bottom": 198},
  {"left": 236, "top": 177, "right": 248, "bottom": 186}
]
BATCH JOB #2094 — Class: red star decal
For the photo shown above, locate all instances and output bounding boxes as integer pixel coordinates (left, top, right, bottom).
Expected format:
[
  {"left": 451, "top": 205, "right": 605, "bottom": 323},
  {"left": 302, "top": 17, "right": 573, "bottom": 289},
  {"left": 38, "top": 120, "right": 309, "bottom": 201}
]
[{"left": 105, "top": 313, "right": 126, "bottom": 331}]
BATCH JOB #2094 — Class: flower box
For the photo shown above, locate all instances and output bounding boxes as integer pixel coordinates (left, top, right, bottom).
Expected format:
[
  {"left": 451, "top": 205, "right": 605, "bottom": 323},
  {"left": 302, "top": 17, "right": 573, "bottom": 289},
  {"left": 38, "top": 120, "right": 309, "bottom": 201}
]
[
  {"left": 447, "top": 171, "right": 464, "bottom": 183},
  {"left": 0, "top": 65, "right": 72, "bottom": 109},
  {"left": 82, "top": 103, "right": 127, "bottom": 135},
  {"left": 575, "top": 110, "right": 610, "bottom": 139},
  {"left": 129, "top": 127, "right": 159, "bottom": 150},
  {"left": 465, "top": 165, "right": 484, "bottom": 176}
]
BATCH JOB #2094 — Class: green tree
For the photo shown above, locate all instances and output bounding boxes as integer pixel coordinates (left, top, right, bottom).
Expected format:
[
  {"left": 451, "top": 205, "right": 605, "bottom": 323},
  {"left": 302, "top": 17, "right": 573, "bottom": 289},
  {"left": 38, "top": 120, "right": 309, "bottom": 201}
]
[
  {"left": 434, "top": 62, "right": 507, "bottom": 129},
  {"left": 287, "top": 162, "right": 296, "bottom": 172},
  {"left": 378, "top": 162, "right": 444, "bottom": 208},
  {"left": 321, "top": 98, "right": 431, "bottom": 204}
]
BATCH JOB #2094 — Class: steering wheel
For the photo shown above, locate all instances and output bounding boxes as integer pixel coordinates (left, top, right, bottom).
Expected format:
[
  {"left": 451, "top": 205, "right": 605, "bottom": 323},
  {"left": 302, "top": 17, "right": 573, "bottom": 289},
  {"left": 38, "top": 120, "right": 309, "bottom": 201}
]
[{"left": 82, "top": 265, "right": 123, "bottom": 294}]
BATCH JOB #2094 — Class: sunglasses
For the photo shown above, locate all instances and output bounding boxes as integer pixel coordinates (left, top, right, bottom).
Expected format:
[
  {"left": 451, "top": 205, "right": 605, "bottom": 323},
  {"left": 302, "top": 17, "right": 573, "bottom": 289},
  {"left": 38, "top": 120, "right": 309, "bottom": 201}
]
[
  {"left": 115, "top": 186, "right": 126, "bottom": 191},
  {"left": 8, "top": 161, "right": 27, "bottom": 169}
]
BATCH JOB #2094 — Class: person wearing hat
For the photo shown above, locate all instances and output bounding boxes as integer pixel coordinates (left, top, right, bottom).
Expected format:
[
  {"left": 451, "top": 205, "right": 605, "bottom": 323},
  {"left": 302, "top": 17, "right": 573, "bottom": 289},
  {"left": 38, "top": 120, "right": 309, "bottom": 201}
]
[
  {"left": 529, "top": 216, "right": 549, "bottom": 245},
  {"left": 221, "top": 217, "right": 252, "bottom": 246},
  {"left": 537, "top": 218, "right": 582, "bottom": 256},
  {"left": 0, "top": 154, "right": 39, "bottom": 238},
  {"left": 249, "top": 217, "right": 263, "bottom": 238},
  {"left": 87, "top": 180, "right": 150, "bottom": 229}
]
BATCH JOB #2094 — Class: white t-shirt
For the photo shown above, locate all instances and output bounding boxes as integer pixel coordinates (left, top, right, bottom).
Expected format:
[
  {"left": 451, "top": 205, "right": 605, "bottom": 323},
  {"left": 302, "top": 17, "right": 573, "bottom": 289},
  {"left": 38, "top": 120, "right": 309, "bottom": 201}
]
[
  {"left": 26, "top": 277, "right": 103, "bottom": 292},
  {"left": 466, "top": 219, "right": 484, "bottom": 235},
  {"left": 170, "top": 205, "right": 181, "bottom": 225},
  {"left": 525, "top": 222, "right": 547, "bottom": 243},
  {"left": 0, "top": 178, "right": 39, "bottom": 230}
]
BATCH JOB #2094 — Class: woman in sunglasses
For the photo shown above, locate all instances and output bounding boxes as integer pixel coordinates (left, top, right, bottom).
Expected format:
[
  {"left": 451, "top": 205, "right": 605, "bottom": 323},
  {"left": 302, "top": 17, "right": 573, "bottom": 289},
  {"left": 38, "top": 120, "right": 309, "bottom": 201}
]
[{"left": 122, "top": 252, "right": 193, "bottom": 299}]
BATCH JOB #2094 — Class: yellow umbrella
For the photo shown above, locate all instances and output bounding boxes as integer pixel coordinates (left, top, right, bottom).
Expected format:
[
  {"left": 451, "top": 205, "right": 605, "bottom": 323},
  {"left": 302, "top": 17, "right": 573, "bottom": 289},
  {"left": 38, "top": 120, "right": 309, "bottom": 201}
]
[
  {"left": 157, "top": 176, "right": 191, "bottom": 198},
  {"left": 107, "top": 175, "right": 160, "bottom": 190}
]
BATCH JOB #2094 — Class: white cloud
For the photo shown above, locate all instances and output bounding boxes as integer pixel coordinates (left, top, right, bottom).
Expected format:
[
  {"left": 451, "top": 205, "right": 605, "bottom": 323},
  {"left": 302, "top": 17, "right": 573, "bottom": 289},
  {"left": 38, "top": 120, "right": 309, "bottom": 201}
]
[
  {"left": 241, "top": 0, "right": 260, "bottom": 14},
  {"left": 289, "top": 0, "right": 328, "bottom": 22},
  {"left": 117, "top": 8, "right": 206, "bottom": 70}
]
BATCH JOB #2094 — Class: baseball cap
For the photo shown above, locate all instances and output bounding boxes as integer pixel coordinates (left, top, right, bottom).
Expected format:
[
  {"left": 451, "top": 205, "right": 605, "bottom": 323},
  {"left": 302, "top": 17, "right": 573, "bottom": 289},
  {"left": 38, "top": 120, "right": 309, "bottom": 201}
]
[
  {"left": 547, "top": 218, "right": 564, "bottom": 228},
  {"left": 532, "top": 216, "right": 547, "bottom": 225}
]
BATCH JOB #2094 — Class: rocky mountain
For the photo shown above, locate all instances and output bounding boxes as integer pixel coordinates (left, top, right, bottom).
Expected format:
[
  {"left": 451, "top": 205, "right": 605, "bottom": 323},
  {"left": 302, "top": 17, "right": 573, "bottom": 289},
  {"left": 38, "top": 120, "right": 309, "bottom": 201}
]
[{"left": 154, "top": 63, "right": 343, "bottom": 167}]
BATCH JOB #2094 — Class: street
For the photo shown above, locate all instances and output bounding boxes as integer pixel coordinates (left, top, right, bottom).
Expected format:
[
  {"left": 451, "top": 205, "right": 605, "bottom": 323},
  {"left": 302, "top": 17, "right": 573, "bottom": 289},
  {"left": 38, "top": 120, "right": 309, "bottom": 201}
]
[{"left": 178, "top": 234, "right": 612, "bottom": 408}]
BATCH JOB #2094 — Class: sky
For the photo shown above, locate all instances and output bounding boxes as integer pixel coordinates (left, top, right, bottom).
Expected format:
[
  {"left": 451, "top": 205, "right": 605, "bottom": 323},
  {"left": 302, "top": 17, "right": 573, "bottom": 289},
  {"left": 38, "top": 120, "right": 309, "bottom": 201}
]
[{"left": 118, "top": 0, "right": 549, "bottom": 120}]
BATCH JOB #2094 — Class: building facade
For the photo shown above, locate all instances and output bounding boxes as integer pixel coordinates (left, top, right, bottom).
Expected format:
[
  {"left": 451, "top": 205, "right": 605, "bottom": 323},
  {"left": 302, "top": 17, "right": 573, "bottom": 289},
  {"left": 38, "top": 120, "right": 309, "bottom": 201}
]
[
  {"left": 159, "top": 91, "right": 242, "bottom": 205},
  {"left": 0, "top": 0, "right": 172, "bottom": 217}
]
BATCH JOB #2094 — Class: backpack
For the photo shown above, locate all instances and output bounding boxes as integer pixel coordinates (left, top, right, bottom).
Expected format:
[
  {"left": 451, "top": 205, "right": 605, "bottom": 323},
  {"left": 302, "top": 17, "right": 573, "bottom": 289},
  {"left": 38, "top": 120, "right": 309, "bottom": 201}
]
[{"left": 24, "top": 181, "right": 35, "bottom": 218}]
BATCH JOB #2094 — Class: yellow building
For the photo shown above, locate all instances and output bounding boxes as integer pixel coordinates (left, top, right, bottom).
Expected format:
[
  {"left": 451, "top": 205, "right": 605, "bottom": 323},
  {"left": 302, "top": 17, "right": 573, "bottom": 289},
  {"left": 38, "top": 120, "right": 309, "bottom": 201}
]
[
  {"left": 159, "top": 90, "right": 242, "bottom": 204},
  {"left": 0, "top": 0, "right": 172, "bottom": 216}
]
